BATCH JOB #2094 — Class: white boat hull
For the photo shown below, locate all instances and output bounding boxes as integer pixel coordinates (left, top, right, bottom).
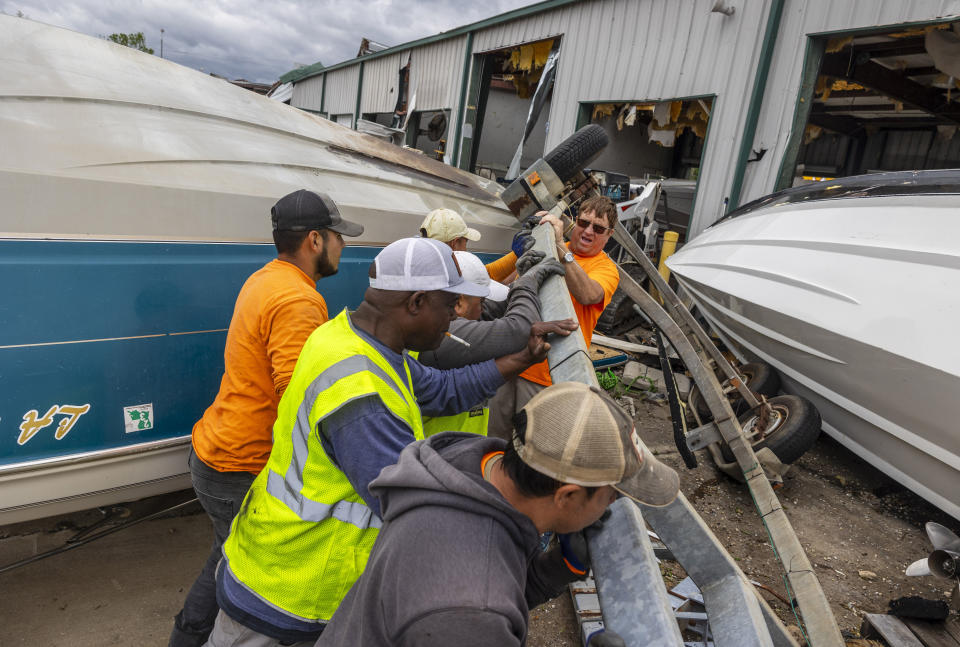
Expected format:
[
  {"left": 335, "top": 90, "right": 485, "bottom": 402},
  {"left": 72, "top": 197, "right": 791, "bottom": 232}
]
[{"left": 668, "top": 188, "right": 960, "bottom": 520}]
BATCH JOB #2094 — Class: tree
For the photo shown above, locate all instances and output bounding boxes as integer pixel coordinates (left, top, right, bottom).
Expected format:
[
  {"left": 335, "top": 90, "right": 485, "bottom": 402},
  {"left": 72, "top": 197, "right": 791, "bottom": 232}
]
[{"left": 107, "top": 32, "right": 154, "bottom": 54}]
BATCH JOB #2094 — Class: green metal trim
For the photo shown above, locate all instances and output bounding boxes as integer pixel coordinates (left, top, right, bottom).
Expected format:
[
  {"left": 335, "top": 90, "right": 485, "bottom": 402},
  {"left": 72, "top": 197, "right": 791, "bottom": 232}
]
[
  {"left": 354, "top": 61, "right": 365, "bottom": 130},
  {"left": 687, "top": 94, "right": 718, "bottom": 232},
  {"left": 320, "top": 73, "right": 327, "bottom": 115},
  {"left": 774, "top": 36, "right": 825, "bottom": 191},
  {"left": 575, "top": 102, "right": 590, "bottom": 130},
  {"left": 452, "top": 31, "right": 474, "bottom": 167},
  {"left": 458, "top": 52, "right": 486, "bottom": 171},
  {"left": 278, "top": 0, "right": 579, "bottom": 82},
  {"left": 727, "top": 0, "right": 786, "bottom": 213},
  {"left": 280, "top": 60, "right": 324, "bottom": 84}
]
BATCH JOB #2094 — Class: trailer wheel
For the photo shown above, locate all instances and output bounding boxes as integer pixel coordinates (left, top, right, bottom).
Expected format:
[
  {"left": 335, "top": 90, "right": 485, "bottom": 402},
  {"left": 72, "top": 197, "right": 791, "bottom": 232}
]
[
  {"left": 720, "top": 394, "right": 821, "bottom": 464},
  {"left": 544, "top": 124, "right": 609, "bottom": 183},
  {"left": 687, "top": 361, "right": 781, "bottom": 421}
]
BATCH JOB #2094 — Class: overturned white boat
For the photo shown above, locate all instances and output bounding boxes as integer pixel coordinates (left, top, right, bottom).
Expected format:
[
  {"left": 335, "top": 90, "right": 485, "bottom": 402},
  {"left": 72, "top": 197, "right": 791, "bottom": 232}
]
[
  {"left": 0, "top": 15, "right": 516, "bottom": 525},
  {"left": 667, "top": 170, "right": 960, "bottom": 521}
]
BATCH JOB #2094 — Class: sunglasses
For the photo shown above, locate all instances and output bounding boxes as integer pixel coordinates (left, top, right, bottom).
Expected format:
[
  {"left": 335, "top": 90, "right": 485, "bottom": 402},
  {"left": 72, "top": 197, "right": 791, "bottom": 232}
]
[{"left": 575, "top": 218, "right": 612, "bottom": 235}]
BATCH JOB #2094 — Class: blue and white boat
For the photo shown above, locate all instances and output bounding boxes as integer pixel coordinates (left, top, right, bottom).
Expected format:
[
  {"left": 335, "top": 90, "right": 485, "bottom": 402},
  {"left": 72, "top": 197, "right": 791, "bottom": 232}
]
[{"left": 0, "top": 15, "right": 515, "bottom": 524}]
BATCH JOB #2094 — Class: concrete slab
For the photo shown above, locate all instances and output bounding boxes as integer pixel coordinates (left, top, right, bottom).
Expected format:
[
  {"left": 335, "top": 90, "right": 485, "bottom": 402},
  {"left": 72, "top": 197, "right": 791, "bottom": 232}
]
[{"left": 0, "top": 505, "right": 211, "bottom": 646}]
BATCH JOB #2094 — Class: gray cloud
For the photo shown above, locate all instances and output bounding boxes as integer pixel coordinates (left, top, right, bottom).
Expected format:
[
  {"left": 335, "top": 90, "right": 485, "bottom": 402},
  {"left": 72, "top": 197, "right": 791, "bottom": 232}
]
[{"left": 1, "top": 0, "right": 541, "bottom": 83}]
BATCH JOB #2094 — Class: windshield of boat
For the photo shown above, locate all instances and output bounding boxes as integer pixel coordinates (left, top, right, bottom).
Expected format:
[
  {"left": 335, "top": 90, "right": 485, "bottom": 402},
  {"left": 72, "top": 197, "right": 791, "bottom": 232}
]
[{"left": 712, "top": 169, "right": 960, "bottom": 227}]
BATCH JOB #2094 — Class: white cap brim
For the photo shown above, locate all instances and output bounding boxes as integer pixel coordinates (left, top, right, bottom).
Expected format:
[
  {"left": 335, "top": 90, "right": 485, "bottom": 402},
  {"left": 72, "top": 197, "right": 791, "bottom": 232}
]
[
  {"left": 487, "top": 280, "right": 510, "bottom": 302},
  {"left": 464, "top": 227, "right": 482, "bottom": 241}
]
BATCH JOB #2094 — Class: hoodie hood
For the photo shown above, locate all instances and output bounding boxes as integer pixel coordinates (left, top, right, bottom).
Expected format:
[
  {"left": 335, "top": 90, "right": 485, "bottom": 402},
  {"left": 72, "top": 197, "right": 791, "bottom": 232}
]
[{"left": 370, "top": 433, "right": 539, "bottom": 554}]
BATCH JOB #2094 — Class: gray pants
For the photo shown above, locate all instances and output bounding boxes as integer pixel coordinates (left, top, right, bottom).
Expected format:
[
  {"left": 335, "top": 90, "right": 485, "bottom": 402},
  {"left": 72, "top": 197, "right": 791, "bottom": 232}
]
[
  {"left": 168, "top": 450, "right": 256, "bottom": 647},
  {"left": 203, "top": 611, "right": 315, "bottom": 647},
  {"left": 486, "top": 376, "right": 546, "bottom": 441}
]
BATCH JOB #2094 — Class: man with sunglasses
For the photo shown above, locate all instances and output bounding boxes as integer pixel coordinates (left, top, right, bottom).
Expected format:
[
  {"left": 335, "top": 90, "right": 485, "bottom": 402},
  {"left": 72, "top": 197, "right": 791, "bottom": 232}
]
[{"left": 486, "top": 195, "right": 621, "bottom": 440}]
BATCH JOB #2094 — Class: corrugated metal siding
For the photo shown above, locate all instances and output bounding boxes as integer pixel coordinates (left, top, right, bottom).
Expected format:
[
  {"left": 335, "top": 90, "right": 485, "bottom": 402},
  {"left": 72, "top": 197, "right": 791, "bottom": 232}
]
[
  {"left": 361, "top": 52, "right": 407, "bottom": 114},
  {"left": 290, "top": 75, "right": 324, "bottom": 111},
  {"left": 324, "top": 66, "right": 360, "bottom": 116},
  {"left": 409, "top": 37, "right": 467, "bottom": 111},
  {"left": 470, "top": 0, "right": 771, "bottom": 234},
  {"left": 742, "top": 0, "right": 960, "bottom": 207}
]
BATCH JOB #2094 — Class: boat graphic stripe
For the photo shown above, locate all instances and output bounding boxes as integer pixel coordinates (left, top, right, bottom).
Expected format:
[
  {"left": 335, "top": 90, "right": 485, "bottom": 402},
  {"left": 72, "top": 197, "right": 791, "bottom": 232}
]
[
  {"left": 266, "top": 471, "right": 382, "bottom": 529},
  {"left": 681, "top": 282, "right": 844, "bottom": 364},
  {"left": 0, "top": 329, "right": 228, "bottom": 349},
  {"left": 670, "top": 261, "right": 858, "bottom": 304},
  {"left": 685, "top": 239, "right": 960, "bottom": 271}
]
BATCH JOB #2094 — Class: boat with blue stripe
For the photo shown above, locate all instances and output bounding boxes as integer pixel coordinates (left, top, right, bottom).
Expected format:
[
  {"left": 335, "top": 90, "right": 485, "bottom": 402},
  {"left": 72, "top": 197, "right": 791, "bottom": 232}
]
[{"left": 0, "top": 15, "right": 515, "bottom": 524}]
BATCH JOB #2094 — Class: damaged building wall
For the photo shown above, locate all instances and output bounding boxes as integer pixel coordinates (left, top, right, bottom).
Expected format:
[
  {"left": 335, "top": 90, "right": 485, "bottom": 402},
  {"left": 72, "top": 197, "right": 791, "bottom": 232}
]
[
  {"left": 588, "top": 115, "right": 675, "bottom": 179},
  {"left": 408, "top": 36, "right": 470, "bottom": 163},
  {"left": 323, "top": 66, "right": 360, "bottom": 117},
  {"left": 360, "top": 52, "right": 408, "bottom": 114},
  {"left": 472, "top": 0, "right": 769, "bottom": 235},
  {"left": 740, "top": 0, "right": 960, "bottom": 207}
]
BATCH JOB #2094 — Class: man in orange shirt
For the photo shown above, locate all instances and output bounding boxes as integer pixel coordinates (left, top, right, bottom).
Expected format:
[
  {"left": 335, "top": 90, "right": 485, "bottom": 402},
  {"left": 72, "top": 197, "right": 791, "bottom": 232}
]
[
  {"left": 168, "top": 189, "right": 363, "bottom": 647},
  {"left": 487, "top": 195, "right": 620, "bottom": 440}
]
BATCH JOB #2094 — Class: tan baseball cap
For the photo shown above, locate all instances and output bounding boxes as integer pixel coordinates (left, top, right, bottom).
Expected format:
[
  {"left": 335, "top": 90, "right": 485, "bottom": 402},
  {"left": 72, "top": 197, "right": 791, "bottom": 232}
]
[
  {"left": 514, "top": 381, "right": 680, "bottom": 507},
  {"left": 420, "top": 208, "right": 481, "bottom": 243}
]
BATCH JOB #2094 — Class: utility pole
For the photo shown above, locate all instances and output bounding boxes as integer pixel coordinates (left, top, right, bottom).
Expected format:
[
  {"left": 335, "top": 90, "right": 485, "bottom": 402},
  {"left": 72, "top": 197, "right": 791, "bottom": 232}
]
[{"left": 160, "top": 28, "right": 164, "bottom": 58}]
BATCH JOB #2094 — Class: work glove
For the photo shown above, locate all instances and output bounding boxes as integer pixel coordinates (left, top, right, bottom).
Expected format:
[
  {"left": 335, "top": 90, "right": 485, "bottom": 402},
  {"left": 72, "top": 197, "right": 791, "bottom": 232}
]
[
  {"left": 558, "top": 508, "right": 611, "bottom": 575},
  {"left": 587, "top": 629, "right": 626, "bottom": 647},
  {"left": 522, "top": 258, "right": 565, "bottom": 287},
  {"left": 515, "top": 246, "right": 545, "bottom": 276},
  {"left": 510, "top": 215, "right": 542, "bottom": 257}
]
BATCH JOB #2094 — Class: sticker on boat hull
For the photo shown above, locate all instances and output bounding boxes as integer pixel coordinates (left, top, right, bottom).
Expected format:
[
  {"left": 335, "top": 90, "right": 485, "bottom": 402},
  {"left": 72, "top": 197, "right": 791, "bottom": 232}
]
[{"left": 124, "top": 403, "right": 154, "bottom": 433}]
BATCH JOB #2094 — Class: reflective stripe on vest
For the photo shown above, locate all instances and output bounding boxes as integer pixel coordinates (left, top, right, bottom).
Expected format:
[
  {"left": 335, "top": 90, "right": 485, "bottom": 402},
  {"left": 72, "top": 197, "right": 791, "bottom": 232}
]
[{"left": 222, "top": 310, "right": 422, "bottom": 623}]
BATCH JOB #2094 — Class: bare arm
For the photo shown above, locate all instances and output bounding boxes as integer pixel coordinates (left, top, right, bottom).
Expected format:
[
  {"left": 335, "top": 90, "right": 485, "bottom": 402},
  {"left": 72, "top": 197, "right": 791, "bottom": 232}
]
[{"left": 539, "top": 213, "right": 605, "bottom": 305}]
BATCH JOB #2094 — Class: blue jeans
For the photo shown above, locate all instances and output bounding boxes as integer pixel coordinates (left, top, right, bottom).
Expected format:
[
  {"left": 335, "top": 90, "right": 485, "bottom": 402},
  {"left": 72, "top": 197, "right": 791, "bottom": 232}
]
[{"left": 169, "top": 449, "right": 257, "bottom": 647}]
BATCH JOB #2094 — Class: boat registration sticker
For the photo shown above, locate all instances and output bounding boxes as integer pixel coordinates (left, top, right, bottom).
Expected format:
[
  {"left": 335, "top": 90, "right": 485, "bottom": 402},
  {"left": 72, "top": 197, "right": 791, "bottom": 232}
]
[{"left": 124, "top": 403, "right": 154, "bottom": 433}]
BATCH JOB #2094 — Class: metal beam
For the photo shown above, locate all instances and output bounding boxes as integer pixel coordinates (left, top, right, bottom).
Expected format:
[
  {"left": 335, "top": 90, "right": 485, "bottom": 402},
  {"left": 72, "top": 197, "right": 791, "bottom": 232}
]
[{"left": 820, "top": 53, "right": 960, "bottom": 125}]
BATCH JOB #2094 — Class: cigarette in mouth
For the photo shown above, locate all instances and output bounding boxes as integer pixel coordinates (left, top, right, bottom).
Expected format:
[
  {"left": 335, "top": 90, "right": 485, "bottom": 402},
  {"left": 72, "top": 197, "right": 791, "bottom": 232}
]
[{"left": 445, "top": 331, "right": 471, "bottom": 347}]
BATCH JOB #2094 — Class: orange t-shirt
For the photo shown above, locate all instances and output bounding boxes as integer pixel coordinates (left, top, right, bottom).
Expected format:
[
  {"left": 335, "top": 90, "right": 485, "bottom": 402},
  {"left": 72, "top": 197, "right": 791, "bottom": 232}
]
[
  {"left": 519, "top": 245, "right": 620, "bottom": 386},
  {"left": 192, "top": 259, "right": 328, "bottom": 473}
]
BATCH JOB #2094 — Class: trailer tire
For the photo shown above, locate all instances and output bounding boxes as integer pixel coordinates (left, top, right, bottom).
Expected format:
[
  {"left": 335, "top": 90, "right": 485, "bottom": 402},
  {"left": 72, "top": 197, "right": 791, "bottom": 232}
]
[
  {"left": 720, "top": 394, "right": 821, "bottom": 464},
  {"left": 544, "top": 124, "right": 609, "bottom": 183}
]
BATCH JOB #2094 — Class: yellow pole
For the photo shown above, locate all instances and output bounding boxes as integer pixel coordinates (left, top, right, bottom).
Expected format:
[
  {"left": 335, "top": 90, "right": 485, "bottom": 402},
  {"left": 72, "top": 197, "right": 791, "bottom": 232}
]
[
  {"left": 658, "top": 231, "right": 680, "bottom": 283},
  {"left": 649, "top": 231, "right": 679, "bottom": 303}
]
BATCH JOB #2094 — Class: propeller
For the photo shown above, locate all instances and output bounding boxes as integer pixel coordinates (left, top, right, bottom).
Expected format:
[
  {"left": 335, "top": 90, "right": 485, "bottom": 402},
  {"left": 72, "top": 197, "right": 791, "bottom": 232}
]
[{"left": 905, "top": 521, "right": 960, "bottom": 608}]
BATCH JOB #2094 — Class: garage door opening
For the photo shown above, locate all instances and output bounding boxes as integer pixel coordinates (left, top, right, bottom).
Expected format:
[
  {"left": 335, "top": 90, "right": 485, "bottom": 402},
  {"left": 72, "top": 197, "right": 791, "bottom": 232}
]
[
  {"left": 577, "top": 97, "right": 714, "bottom": 240},
  {"left": 464, "top": 37, "right": 559, "bottom": 181},
  {"left": 782, "top": 20, "right": 960, "bottom": 188}
]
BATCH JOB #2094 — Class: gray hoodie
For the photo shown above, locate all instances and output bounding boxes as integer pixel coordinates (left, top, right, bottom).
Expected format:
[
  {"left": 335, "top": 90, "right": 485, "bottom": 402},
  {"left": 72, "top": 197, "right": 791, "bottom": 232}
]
[{"left": 315, "top": 433, "right": 578, "bottom": 647}]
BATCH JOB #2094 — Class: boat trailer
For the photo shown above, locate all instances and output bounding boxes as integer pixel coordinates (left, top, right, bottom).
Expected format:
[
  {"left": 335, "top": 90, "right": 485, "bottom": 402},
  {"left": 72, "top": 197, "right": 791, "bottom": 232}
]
[{"left": 502, "top": 126, "right": 844, "bottom": 647}]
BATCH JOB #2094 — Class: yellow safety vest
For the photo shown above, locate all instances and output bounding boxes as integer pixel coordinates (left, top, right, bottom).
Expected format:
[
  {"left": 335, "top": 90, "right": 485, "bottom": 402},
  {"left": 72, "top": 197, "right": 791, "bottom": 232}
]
[
  {"left": 222, "top": 309, "right": 423, "bottom": 623},
  {"left": 422, "top": 405, "right": 489, "bottom": 437},
  {"left": 406, "top": 350, "right": 488, "bottom": 437}
]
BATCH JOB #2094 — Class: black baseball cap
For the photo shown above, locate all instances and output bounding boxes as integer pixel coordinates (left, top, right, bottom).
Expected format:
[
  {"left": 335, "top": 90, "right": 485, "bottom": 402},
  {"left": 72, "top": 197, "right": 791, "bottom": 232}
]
[{"left": 270, "top": 189, "right": 364, "bottom": 237}]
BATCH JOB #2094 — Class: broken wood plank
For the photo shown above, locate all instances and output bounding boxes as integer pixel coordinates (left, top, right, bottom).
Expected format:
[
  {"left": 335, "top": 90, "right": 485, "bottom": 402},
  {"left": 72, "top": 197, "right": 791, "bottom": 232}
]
[
  {"left": 591, "top": 333, "right": 676, "bottom": 358},
  {"left": 903, "top": 618, "right": 960, "bottom": 647},
  {"left": 862, "top": 614, "right": 924, "bottom": 647}
]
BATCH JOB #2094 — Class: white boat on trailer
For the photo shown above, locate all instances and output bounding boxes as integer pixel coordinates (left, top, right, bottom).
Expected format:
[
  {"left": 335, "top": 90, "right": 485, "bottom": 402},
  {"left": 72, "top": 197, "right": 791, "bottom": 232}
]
[
  {"left": 667, "top": 170, "right": 960, "bottom": 521},
  {"left": 0, "top": 15, "right": 517, "bottom": 526}
]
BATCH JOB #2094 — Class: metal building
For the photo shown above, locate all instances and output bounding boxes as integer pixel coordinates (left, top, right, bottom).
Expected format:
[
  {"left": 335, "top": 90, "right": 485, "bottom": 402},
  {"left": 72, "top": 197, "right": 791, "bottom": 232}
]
[{"left": 279, "top": 0, "right": 960, "bottom": 237}]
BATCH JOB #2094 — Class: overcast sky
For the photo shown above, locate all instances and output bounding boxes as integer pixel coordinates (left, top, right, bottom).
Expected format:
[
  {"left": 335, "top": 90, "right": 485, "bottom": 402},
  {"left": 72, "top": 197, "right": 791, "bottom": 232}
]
[{"left": 1, "top": 0, "right": 542, "bottom": 83}]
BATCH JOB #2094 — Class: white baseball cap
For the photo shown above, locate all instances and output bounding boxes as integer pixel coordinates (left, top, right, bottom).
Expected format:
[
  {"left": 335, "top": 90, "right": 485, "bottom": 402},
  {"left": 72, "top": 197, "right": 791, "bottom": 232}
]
[
  {"left": 420, "top": 208, "right": 481, "bottom": 243},
  {"left": 453, "top": 251, "right": 509, "bottom": 302},
  {"left": 370, "top": 238, "right": 488, "bottom": 296}
]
